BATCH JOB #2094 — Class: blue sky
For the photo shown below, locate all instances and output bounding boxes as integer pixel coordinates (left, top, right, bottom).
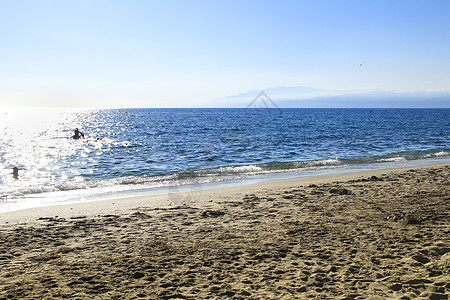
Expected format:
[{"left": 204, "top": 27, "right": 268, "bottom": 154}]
[{"left": 1, "top": 0, "right": 449, "bottom": 108}]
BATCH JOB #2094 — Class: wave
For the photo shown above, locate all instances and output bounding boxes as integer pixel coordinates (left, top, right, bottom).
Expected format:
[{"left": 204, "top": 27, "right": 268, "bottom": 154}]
[
  {"left": 424, "top": 151, "right": 449, "bottom": 158},
  {"left": 192, "top": 158, "right": 343, "bottom": 176},
  {"left": 377, "top": 156, "right": 407, "bottom": 162}
]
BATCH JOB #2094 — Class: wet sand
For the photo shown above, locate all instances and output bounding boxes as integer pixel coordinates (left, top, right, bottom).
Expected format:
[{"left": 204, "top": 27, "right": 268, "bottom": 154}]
[{"left": 0, "top": 164, "right": 449, "bottom": 299}]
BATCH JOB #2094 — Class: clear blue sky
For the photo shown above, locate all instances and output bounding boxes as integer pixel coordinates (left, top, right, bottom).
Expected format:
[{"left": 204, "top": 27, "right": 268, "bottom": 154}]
[{"left": 1, "top": 0, "right": 449, "bottom": 108}]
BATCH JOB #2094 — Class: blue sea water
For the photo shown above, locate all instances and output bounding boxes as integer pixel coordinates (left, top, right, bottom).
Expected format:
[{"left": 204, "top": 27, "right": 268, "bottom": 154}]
[{"left": 0, "top": 108, "right": 449, "bottom": 212}]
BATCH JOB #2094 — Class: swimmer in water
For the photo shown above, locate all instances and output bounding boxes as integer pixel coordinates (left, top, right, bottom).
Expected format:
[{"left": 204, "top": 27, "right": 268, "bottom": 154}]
[
  {"left": 13, "top": 167, "right": 19, "bottom": 179},
  {"left": 73, "top": 128, "right": 85, "bottom": 139}
]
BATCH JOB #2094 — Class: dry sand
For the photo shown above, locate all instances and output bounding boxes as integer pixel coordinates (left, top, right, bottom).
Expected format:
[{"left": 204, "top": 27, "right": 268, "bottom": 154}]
[{"left": 0, "top": 164, "right": 449, "bottom": 299}]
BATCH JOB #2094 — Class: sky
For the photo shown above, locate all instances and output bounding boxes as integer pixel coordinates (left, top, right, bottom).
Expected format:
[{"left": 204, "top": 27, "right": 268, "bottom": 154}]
[{"left": 1, "top": 0, "right": 450, "bottom": 108}]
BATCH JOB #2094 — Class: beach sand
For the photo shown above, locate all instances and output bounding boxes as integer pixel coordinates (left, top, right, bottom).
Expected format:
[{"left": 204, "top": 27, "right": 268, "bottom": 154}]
[{"left": 0, "top": 164, "right": 449, "bottom": 299}]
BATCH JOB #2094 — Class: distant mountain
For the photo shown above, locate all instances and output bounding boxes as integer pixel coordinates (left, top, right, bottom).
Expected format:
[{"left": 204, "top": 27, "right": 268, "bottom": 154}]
[
  {"left": 221, "top": 86, "right": 339, "bottom": 99},
  {"left": 209, "top": 86, "right": 450, "bottom": 108}
]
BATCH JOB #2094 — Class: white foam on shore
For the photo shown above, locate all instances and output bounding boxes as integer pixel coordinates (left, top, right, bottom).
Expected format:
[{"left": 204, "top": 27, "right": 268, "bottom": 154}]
[
  {"left": 378, "top": 156, "right": 407, "bottom": 162},
  {"left": 424, "top": 151, "right": 449, "bottom": 158},
  {"left": 216, "top": 165, "right": 264, "bottom": 174}
]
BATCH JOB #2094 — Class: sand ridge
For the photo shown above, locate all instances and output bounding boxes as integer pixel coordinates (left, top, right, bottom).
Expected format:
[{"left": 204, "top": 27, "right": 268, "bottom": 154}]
[{"left": 0, "top": 164, "right": 449, "bottom": 299}]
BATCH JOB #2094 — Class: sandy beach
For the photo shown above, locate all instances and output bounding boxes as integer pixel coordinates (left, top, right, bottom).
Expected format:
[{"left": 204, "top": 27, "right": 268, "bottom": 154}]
[{"left": 0, "top": 164, "right": 449, "bottom": 299}]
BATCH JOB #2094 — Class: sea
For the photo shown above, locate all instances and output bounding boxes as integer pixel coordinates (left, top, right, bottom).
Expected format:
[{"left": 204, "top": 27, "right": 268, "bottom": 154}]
[{"left": 1, "top": 108, "right": 449, "bottom": 213}]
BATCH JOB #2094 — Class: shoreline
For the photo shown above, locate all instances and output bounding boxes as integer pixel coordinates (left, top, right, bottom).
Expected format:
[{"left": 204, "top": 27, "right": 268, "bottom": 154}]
[
  {"left": 2, "top": 155, "right": 449, "bottom": 216},
  {"left": 1, "top": 163, "right": 448, "bottom": 226},
  {"left": 1, "top": 163, "right": 449, "bottom": 299}
]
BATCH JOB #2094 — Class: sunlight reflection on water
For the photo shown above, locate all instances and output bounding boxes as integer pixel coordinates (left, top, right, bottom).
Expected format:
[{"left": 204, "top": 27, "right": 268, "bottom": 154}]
[{"left": 0, "top": 108, "right": 97, "bottom": 193}]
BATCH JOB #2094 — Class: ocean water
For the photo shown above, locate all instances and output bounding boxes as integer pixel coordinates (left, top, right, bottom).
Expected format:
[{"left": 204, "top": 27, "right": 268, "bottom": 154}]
[{"left": 1, "top": 108, "right": 449, "bottom": 212}]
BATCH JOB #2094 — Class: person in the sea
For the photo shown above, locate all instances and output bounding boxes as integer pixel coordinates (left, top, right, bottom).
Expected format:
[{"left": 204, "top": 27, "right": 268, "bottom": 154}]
[
  {"left": 73, "top": 128, "right": 85, "bottom": 139},
  {"left": 12, "top": 167, "right": 19, "bottom": 179}
]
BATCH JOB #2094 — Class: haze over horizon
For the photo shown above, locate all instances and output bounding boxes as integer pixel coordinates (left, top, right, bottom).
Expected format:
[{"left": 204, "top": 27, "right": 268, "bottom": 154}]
[{"left": 1, "top": 0, "right": 450, "bottom": 108}]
